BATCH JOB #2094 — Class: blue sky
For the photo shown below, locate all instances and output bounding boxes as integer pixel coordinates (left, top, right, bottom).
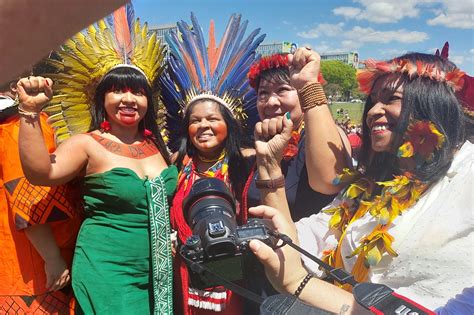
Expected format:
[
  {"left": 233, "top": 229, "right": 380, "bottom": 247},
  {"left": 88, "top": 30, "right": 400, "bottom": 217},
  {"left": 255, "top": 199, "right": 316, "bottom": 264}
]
[{"left": 134, "top": 0, "right": 474, "bottom": 74}]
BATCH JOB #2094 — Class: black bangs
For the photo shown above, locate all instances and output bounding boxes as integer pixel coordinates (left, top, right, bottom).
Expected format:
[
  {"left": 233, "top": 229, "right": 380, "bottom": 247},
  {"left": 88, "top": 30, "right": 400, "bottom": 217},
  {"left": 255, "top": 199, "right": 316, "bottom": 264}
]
[
  {"left": 369, "top": 72, "right": 406, "bottom": 104},
  {"left": 257, "top": 67, "right": 290, "bottom": 90},
  {"left": 89, "top": 66, "right": 153, "bottom": 134},
  {"left": 98, "top": 66, "right": 150, "bottom": 93}
]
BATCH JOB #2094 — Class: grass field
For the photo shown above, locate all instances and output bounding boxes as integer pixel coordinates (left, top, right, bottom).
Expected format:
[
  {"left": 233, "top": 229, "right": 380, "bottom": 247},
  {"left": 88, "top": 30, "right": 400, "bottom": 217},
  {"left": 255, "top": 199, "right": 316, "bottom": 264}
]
[{"left": 328, "top": 102, "right": 364, "bottom": 125}]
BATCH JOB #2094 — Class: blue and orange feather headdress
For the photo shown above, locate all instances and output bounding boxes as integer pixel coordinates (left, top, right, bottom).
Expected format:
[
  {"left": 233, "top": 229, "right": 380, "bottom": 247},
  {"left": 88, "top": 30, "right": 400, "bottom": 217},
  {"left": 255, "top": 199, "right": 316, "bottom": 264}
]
[{"left": 159, "top": 13, "right": 265, "bottom": 151}]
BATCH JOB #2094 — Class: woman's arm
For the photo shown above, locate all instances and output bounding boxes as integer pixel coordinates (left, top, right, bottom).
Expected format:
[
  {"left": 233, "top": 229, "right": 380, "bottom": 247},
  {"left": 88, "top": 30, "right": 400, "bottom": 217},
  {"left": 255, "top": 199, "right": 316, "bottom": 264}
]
[
  {"left": 24, "top": 224, "right": 70, "bottom": 291},
  {"left": 17, "top": 76, "right": 88, "bottom": 186},
  {"left": 254, "top": 115, "right": 294, "bottom": 222},
  {"left": 0, "top": 0, "right": 126, "bottom": 83},
  {"left": 249, "top": 205, "right": 370, "bottom": 315},
  {"left": 289, "top": 48, "right": 351, "bottom": 195}
]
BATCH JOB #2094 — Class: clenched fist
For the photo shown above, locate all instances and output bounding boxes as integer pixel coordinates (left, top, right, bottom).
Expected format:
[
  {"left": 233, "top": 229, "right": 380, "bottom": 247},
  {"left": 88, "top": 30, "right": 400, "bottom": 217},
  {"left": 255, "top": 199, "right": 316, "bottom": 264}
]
[
  {"left": 16, "top": 76, "right": 53, "bottom": 112},
  {"left": 288, "top": 47, "right": 322, "bottom": 90},
  {"left": 254, "top": 114, "right": 293, "bottom": 163}
]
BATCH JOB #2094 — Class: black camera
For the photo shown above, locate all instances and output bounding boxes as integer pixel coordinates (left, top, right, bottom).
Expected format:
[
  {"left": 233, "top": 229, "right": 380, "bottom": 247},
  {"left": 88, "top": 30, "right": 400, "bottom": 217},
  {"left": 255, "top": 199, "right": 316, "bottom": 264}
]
[{"left": 180, "top": 177, "right": 276, "bottom": 289}]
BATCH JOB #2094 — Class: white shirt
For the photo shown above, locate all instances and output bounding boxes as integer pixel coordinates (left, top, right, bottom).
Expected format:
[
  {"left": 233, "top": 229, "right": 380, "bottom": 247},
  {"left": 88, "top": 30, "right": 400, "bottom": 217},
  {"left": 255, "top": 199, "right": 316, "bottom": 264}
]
[{"left": 296, "top": 141, "right": 474, "bottom": 311}]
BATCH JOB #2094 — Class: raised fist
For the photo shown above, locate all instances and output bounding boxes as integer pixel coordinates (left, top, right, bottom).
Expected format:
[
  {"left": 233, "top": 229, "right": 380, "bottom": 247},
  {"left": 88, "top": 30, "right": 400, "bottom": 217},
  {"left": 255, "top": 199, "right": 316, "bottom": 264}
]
[
  {"left": 254, "top": 113, "right": 293, "bottom": 163},
  {"left": 16, "top": 76, "right": 53, "bottom": 112},
  {"left": 288, "top": 47, "right": 321, "bottom": 90}
]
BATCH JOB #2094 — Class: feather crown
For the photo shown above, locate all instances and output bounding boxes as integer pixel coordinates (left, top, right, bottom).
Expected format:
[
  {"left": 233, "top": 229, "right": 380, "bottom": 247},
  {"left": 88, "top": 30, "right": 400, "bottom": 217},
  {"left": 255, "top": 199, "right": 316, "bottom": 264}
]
[
  {"left": 159, "top": 13, "right": 266, "bottom": 150},
  {"left": 247, "top": 53, "right": 326, "bottom": 89},
  {"left": 435, "top": 41, "right": 474, "bottom": 117},
  {"left": 43, "top": 3, "right": 166, "bottom": 142},
  {"left": 248, "top": 54, "right": 289, "bottom": 89},
  {"left": 357, "top": 58, "right": 465, "bottom": 96}
]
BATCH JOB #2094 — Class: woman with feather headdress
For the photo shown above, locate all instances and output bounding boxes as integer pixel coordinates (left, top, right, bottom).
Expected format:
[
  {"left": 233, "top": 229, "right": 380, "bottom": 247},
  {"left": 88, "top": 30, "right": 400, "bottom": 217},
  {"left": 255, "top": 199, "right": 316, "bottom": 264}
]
[
  {"left": 159, "top": 13, "right": 265, "bottom": 314},
  {"left": 16, "top": 4, "right": 177, "bottom": 314}
]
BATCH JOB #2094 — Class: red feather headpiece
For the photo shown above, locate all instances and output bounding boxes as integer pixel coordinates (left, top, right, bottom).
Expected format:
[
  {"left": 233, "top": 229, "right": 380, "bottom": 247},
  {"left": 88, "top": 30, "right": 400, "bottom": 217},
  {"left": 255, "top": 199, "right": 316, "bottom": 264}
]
[
  {"left": 357, "top": 58, "right": 465, "bottom": 96},
  {"left": 435, "top": 41, "right": 474, "bottom": 117},
  {"left": 248, "top": 53, "right": 325, "bottom": 89}
]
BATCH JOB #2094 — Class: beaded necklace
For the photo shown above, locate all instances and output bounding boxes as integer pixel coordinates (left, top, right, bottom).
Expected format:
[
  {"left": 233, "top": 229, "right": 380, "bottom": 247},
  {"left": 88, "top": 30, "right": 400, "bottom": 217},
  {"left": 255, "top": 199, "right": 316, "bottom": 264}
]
[{"left": 180, "top": 150, "right": 229, "bottom": 192}]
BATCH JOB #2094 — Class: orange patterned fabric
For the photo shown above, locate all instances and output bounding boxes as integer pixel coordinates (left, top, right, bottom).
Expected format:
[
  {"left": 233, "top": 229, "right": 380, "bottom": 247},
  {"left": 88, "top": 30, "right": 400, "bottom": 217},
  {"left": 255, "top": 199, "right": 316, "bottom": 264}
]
[{"left": 0, "top": 113, "right": 82, "bottom": 314}]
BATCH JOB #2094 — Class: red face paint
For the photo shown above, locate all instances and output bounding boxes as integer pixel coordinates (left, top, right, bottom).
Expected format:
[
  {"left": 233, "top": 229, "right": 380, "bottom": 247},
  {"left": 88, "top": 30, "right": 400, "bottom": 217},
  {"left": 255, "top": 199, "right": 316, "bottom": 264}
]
[{"left": 188, "top": 101, "right": 228, "bottom": 157}]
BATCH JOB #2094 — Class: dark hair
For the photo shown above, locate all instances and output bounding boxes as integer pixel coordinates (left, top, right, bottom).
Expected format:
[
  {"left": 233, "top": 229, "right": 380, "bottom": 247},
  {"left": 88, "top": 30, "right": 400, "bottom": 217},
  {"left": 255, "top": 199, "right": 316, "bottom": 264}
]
[
  {"left": 175, "top": 99, "right": 250, "bottom": 195},
  {"left": 359, "top": 53, "right": 465, "bottom": 183},
  {"left": 90, "top": 66, "right": 171, "bottom": 165},
  {"left": 0, "top": 80, "right": 15, "bottom": 94},
  {"left": 255, "top": 67, "right": 290, "bottom": 91}
]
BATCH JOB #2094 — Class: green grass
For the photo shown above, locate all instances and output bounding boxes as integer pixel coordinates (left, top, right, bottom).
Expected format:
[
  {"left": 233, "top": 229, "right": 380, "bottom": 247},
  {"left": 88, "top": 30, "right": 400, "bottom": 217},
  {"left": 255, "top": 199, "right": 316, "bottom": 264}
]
[{"left": 329, "top": 102, "right": 364, "bottom": 125}]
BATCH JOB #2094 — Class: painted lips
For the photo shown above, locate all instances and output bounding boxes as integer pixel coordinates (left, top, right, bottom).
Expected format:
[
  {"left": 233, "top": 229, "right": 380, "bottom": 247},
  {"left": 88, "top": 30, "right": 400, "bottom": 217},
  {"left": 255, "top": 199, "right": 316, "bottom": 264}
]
[{"left": 118, "top": 107, "right": 138, "bottom": 124}]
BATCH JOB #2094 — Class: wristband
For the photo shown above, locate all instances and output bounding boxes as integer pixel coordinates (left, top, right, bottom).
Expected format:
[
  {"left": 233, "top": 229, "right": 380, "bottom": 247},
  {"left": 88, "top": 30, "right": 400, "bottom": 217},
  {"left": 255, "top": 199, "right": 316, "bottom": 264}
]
[
  {"left": 18, "top": 104, "right": 41, "bottom": 119},
  {"left": 294, "top": 273, "right": 314, "bottom": 298},
  {"left": 255, "top": 175, "right": 285, "bottom": 189},
  {"left": 298, "top": 82, "right": 327, "bottom": 112}
]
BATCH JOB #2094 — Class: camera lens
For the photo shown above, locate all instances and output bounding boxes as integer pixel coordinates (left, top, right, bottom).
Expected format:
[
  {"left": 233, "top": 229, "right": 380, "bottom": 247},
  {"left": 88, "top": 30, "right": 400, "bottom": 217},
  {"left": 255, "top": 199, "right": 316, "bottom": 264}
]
[{"left": 182, "top": 178, "right": 238, "bottom": 259}]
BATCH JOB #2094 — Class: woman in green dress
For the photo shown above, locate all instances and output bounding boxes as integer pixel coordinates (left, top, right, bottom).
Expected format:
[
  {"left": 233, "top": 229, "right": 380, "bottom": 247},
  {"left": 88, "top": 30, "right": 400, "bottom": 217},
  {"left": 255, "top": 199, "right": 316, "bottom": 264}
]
[
  {"left": 18, "top": 67, "right": 177, "bottom": 315},
  {"left": 16, "top": 5, "right": 177, "bottom": 314}
]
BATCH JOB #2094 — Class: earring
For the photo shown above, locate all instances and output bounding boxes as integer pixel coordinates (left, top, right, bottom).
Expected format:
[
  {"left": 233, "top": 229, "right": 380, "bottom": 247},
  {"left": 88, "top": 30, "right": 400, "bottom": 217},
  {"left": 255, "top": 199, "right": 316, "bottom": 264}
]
[
  {"left": 143, "top": 129, "right": 153, "bottom": 137},
  {"left": 100, "top": 120, "right": 111, "bottom": 132}
]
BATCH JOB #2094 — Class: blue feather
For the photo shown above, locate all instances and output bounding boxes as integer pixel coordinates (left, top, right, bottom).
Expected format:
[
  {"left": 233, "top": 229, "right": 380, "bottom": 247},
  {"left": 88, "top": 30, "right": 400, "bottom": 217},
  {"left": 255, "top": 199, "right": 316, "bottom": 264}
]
[
  {"left": 159, "top": 13, "right": 266, "bottom": 150},
  {"left": 190, "top": 12, "right": 211, "bottom": 88}
]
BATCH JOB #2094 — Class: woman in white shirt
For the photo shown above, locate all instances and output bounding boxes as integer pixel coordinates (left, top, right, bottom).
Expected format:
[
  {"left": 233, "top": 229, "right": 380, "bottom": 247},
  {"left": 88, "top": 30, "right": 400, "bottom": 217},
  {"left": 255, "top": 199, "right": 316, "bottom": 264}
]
[{"left": 248, "top": 47, "right": 473, "bottom": 314}]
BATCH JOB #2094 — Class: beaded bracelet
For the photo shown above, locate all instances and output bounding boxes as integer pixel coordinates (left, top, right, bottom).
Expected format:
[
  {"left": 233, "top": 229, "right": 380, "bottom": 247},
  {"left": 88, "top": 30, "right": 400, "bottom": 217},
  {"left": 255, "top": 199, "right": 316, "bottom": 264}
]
[
  {"left": 294, "top": 273, "right": 314, "bottom": 298},
  {"left": 298, "top": 82, "right": 328, "bottom": 112}
]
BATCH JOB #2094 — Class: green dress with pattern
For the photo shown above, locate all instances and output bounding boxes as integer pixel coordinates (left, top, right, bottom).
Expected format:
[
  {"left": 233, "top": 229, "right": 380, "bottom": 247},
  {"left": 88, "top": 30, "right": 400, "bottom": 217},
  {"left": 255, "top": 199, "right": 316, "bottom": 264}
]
[{"left": 72, "top": 166, "right": 177, "bottom": 314}]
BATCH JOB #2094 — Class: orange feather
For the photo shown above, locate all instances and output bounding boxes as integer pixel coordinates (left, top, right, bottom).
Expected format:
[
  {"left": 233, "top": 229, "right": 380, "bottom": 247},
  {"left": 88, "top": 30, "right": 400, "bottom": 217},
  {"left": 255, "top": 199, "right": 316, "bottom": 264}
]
[
  {"left": 208, "top": 20, "right": 218, "bottom": 74},
  {"left": 112, "top": 6, "right": 132, "bottom": 62}
]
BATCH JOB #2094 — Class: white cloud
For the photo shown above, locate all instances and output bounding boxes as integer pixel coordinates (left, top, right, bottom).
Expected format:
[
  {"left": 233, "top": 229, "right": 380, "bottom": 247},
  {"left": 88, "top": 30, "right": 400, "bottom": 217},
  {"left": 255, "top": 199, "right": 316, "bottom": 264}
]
[
  {"left": 333, "top": 0, "right": 426, "bottom": 23},
  {"left": 282, "top": 20, "right": 292, "bottom": 26},
  {"left": 345, "top": 26, "right": 429, "bottom": 44},
  {"left": 378, "top": 48, "right": 409, "bottom": 57},
  {"left": 333, "top": 7, "right": 361, "bottom": 19},
  {"left": 449, "top": 55, "right": 464, "bottom": 65},
  {"left": 333, "top": 0, "right": 474, "bottom": 29},
  {"left": 297, "top": 23, "right": 344, "bottom": 39},
  {"left": 427, "top": 14, "right": 473, "bottom": 29},
  {"left": 427, "top": 0, "right": 474, "bottom": 29},
  {"left": 341, "top": 40, "right": 361, "bottom": 50},
  {"left": 470, "top": 49, "right": 474, "bottom": 54}
]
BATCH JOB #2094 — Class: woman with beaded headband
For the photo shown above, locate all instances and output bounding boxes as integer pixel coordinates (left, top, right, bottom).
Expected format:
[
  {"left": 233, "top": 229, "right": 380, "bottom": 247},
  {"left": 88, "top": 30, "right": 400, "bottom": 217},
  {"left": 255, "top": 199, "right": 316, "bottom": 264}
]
[
  {"left": 246, "top": 50, "right": 351, "bottom": 223},
  {"left": 17, "top": 5, "right": 177, "bottom": 314},
  {"left": 246, "top": 48, "right": 473, "bottom": 313},
  {"left": 159, "top": 13, "right": 265, "bottom": 314}
]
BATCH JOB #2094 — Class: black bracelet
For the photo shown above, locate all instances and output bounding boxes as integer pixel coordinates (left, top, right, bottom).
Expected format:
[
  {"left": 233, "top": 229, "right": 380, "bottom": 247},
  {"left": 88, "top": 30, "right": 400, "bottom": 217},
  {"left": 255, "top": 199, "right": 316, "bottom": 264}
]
[{"left": 294, "top": 273, "right": 314, "bottom": 298}]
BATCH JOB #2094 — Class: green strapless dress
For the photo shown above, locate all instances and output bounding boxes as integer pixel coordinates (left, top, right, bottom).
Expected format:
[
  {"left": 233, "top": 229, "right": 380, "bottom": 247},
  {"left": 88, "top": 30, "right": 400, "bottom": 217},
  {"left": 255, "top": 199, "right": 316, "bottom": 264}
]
[{"left": 72, "top": 166, "right": 178, "bottom": 314}]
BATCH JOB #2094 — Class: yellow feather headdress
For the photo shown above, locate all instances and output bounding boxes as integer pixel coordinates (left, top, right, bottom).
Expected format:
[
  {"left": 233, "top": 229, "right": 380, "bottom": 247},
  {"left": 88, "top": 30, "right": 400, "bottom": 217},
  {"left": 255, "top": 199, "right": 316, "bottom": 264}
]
[{"left": 43, "top": 4, "right": 165, "bottom": 143}]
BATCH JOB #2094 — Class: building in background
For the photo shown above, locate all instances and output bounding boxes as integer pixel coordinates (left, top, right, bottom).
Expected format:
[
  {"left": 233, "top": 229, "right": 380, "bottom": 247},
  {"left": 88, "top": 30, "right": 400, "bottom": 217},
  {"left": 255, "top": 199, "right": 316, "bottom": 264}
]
[
  {"left": 320, "top": 51, "right": 359, "bottom": 68},
  {"left": 256, "top": 41, "right": 298, "bottom": 56}
]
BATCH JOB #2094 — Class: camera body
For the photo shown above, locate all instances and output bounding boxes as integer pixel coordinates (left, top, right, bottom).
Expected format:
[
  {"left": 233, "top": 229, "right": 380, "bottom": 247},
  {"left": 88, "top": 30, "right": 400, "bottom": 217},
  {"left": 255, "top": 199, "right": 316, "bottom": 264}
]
[{"left": 180, "top": 177, "right": 276, "bottom": 289}]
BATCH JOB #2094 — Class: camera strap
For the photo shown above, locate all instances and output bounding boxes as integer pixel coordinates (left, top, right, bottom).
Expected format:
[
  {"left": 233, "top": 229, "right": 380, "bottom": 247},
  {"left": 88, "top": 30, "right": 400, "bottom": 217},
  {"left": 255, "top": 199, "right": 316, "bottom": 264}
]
[
  {"left": 181, "top": 255, "right": 265, "bottom": 305},
  {"left": 260, "top": 294, "right": 333, "bottom": 315},
  {"left": 271, "top": 231, "right": 436, "bottom": 315},
  {"left": 352, "top": 283, "right": 435, "bottom": 315}
]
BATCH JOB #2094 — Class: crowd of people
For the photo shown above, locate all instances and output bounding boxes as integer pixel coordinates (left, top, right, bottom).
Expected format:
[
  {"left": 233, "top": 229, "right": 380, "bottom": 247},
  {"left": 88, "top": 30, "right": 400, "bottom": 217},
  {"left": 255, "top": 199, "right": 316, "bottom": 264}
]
[{"left": 1, "top": 3, "right": 473, "bottom": 315}]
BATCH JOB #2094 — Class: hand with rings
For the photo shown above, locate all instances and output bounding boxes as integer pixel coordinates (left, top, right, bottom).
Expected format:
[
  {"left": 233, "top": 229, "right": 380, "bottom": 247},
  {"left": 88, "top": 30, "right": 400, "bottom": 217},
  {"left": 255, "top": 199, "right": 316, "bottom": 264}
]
[{"left": 16, "top": 76, "right": 53, "bottom": 113}]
